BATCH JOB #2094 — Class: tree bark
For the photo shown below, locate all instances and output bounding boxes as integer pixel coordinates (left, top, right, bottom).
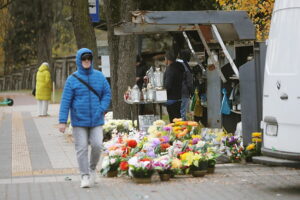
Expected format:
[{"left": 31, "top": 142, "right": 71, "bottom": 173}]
[
  {"left": 36, "top": 0, "right": 54, "bottom": 65},
  {"left": 71, "top": 0, "right": 99, "bottom": 66},
  {"left": 104, "top": 0, "right": 137, "bottom": 119}
]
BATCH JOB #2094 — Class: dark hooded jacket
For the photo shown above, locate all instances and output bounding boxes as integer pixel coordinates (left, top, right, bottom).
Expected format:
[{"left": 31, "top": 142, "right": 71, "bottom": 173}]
[
  {"left": 163, "top": 61, "right": 185, "bottom": 100},
  {"left": 59, "top": 48, "right": 111, "bottom": 127}
]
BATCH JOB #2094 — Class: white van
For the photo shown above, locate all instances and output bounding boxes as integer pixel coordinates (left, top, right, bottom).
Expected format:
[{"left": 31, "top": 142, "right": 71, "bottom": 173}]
[{"left": 262, "top": 0, "right": 300, "bottom": 156}]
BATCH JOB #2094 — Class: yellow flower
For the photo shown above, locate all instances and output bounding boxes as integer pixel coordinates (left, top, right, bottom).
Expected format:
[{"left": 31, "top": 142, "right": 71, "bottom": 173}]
[
  {"left": 252, "top": 138, "right": 262, "bottom": 143},
  {"left": 171, "top": 158, "right": 182, "bottom": 169},
  {"left": 173, "top": 126, "right": 182, "bottom": 134},
  {"left": 246, "top": 143, "right": 256, "bottom": 151},
  {"left": 252, "top": 132, "right": 262, "bottom": 138},
  {"left": 216, "top": 132, "right": 226, "bottom": 142},
  {"left": 192, "top": 135, "right": 201, "bottom": 139},
  {"left": 175, "top": 121, "right": 188, "bottom": 126},
  {"left": 180, "top": 152, "right": 194, "bottom": 166}
]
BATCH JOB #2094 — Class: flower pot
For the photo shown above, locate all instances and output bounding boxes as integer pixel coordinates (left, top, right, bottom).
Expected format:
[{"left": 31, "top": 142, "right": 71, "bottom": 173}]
[
  {"left": 246, "top": 156, "right": 253, "bottom": 162},
  {"left": 107, "top": 170, "right": 118, "bottom": 177},
  {"left": 133, "top": 177, "right": 152, "bottom": 184},
  {"left": 159, "top": 173, "right": 171, "bottom": 181},
  {"left": 240, "top": 158, "right": 247, "bottom": 165},
  {"left": 207, "top": 167, "right": 215, "bottom": 174},
  {"left": 191, "top": 170, "right": 206, "bottom": 177}
]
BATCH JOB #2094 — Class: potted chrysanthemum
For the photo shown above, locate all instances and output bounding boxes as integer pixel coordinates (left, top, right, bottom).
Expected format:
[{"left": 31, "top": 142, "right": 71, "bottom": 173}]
[
  {"left": 180, "top": 151, "right": 208, "bottom": 177},
  {"left": 100, "top": 155, "right": 122, "bottom": 177},
  {"left": 153, "top": 155, "right": 173, "bottom": 181},
  {"left": 128, "top": 156, "right": 155, "bottom": 183}
]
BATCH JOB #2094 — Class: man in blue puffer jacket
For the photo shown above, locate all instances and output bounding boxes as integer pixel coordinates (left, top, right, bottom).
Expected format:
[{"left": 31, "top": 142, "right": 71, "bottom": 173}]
[{"left": 58, "top": 48, "right": 111, "bottom": 188}]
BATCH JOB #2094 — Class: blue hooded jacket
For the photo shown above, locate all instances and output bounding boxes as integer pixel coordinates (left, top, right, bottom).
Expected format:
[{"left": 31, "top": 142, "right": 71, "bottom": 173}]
[{"left": 59, "top": 48, "right": 111, "bottom": 127}]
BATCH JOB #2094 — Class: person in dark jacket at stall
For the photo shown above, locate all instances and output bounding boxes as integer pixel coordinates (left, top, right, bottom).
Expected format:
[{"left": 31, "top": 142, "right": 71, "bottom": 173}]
[
  {"left": 163, "top": 50, "right": 185, "bottom": 123},
  {"left": 135, "top": 55, "right": 148, "bottom": 90},
  {"left": 58, "top": 48, "right": 111, "bottom": 188},
  {"left": 178, "top": 49, "right": 193, "bottom": 121}
]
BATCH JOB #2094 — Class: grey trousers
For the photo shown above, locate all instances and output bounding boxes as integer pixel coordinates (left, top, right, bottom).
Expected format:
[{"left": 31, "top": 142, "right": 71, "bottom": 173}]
[{"left": 73, "top": 126, "right": 103, "bottom": 176}]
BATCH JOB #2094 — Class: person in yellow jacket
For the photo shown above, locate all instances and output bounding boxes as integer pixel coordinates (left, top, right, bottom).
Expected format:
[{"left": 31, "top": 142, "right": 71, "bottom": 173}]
[{"left": 35, "top": 62, "right": 52, "bottom": 116}]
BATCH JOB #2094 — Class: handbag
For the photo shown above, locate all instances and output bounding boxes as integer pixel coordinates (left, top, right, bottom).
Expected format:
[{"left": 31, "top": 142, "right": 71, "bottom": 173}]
[
  {"left": 32, "top": 88, "right": 36, "bottom": 96},
  {"left": 72, "top": 74, "right": 101, "bottom": 100}
]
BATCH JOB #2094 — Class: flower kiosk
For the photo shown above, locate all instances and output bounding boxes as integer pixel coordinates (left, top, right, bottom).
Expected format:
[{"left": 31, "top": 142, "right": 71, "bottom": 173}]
[{"left": 124, "top": 66, "right": 167, "bottom": 130}]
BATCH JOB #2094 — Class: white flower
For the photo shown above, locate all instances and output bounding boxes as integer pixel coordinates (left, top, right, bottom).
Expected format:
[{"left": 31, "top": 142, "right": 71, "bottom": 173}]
[
  {"left": 153, "top": 120, "right": 165, "bottom": 127},
  {"left": 196, "top": 141, "right": 206, "bottom": 148},
  {"left": 110, "top": 158, "right": 116, "bottom": 164},
  {"left": 101, "top": 156, "right": 110, "bottom": 169},
  {"left": 128, "top": 156, "right": 138, "bottom": 167}
]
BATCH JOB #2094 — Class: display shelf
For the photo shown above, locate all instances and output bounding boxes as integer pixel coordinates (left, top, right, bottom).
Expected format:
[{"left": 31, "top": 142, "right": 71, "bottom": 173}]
[{"left": 231, "top": 110, "right": 241, "bottom": 115}]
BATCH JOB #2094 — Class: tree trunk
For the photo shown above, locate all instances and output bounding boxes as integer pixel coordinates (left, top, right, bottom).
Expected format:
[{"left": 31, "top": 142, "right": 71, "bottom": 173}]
[
  {"left": 36, "top": 0, "right": 53, "bottom": 65},
  {"left": 71, "top": 0, "right": 99, "bottom": 66},
  {"left": 104, "top": 0, "right": 137, "bottom": 119}
]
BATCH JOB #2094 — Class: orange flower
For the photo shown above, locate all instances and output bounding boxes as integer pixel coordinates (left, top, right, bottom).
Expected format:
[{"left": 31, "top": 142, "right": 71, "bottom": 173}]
[
  {"left": 176, "top": 129, "right": 188, "bottom": 138},
  {"left": 173, "top": 118, "right": 182, "bottom": 123},
  {"left": 187, "top": 121, "right": 198, "bottom": 126},
  {"left": 127, "top": 139, "right": 137, "bottom": 148},
  {"left": 159, "top": 138, "right": 166, "bottom": 143},
  {"left": 120, "top": 161, "right": 129, "bottom": 171}
]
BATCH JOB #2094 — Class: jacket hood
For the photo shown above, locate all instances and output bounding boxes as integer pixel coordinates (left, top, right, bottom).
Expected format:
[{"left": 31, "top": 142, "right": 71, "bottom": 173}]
[
  {"left": 76, "top": 48, "right": 94, "bottom": 74},
  {"left": 38, "top": 63, "right": 49, "bottom": 72}
]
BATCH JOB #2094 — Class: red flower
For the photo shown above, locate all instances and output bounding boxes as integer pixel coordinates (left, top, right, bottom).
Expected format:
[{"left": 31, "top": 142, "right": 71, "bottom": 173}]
[
  {"left": 140, "top": 158, "right": 151, "bottom": 162},
  {"left": 160, "top": 143, "right": 171, "bottom": 150},
  {"left": 120, "top": 161, "right": 129, "bottom": 171},
  {"left": 118, "top": 137, "right": 123, "bottom": 143},
  {"left": 122, "top": 146, "right": 129, "bottom": 153},
  {"left": 127, "top": 139, "right": 137, "bottom": 148}
]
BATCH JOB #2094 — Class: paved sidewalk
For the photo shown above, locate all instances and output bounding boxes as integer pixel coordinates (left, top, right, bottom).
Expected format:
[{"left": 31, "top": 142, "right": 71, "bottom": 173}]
[{"left": 0, "top": 93, "right": 300, "bottom": 200}]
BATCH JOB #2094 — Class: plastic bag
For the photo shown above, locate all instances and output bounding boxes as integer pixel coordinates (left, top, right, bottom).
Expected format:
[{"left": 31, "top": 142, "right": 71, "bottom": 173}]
[
  {"left": 190, "top": 89, "right": 198, "bottom": 111},
  {"left": 220, "top": 88, "right": 231, "bottom": 115}
]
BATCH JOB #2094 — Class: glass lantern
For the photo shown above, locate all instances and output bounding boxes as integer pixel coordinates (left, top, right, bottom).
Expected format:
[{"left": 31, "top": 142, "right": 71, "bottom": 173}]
[
  {"left": 146, "top": 67, "right": 155, "bottom": 86},
  {"left": 131, "top": 84, "right": 141, "bottom": 103},
  {"left": 154, "top": 67, "right": 164, "bottom": 89},
  {"left": 146, "top": 83, "right": 154, "bottom": 102}
]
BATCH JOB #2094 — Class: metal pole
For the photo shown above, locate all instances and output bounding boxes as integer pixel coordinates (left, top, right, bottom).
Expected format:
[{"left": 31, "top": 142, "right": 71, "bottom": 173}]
[
  {"left": 212, "top": 24, "right": 239, "bottom": 78},
  {"left": 182, "top": 31, "right": 205, "bottom": 72},
  {"left": 195, "top": 24, "right": 226, "bottom": 83}
]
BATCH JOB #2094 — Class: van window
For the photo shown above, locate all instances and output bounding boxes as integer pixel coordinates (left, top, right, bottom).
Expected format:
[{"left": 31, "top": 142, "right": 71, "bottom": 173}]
[{"left": 266, "top": 9, "right": 300, "bottom": 74}]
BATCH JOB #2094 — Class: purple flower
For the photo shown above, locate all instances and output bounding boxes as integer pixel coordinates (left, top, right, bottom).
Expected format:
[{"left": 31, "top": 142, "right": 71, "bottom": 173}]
[
  {"left": 163, "top": 126, "right": 172, "bottom": 131},
  {"left": 147, "top": 150, "right": 156, "bottom": 158},
  {"left": 161, "top": 136, "right": 170, "bottom": 143},
  {"left": 228, "top": 136, "right": 237, "bottom": 144},
  {"left": 192, "top": 138, "right": 200, "bottom": 145},
  {"left": 151, "top": 138, "right": 161, "bottom": 148}
]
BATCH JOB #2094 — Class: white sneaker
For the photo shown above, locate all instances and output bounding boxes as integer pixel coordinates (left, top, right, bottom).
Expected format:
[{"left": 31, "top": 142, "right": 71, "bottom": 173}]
[
  {"left": 80, "top": 175, "right": 90, "bottom": 188},
  {"left": 89, "top": 171, "right": 97, "bottom": 186}
]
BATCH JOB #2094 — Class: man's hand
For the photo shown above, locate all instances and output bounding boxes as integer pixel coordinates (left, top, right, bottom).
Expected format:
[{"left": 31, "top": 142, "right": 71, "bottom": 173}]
[{"left": 59, "top": 123, "right": 67, "bottom": 133}]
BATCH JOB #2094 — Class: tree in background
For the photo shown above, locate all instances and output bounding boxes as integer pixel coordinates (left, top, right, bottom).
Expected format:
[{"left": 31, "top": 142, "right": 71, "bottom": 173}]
[
  {"left": 0, "top": 0, "right": 11, "bottom": 75},
  {"left": 103, "top": 0, "right": 137, "bottom": 119},
  {"left": 1, "top": 0, "right": 76, "bottom": 74},
  {"left": 216, "top": 0, "right": 275, "bottom": 41},
  {"left": 70, "top": 0, "right": 99, "bottom": 66},
  {"left": 52, "top": 1, "right": 77, "bottom": 57},
  {"left": 3, "top": 0, "right": 38, "bottom": 73}
]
